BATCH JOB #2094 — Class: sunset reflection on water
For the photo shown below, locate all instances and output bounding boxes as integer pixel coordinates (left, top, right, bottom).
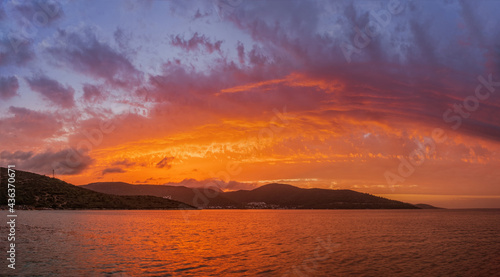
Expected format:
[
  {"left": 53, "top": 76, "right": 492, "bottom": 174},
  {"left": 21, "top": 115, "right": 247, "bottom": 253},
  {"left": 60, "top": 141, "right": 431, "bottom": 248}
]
[{"left": 3, "top": 210, "right": 499, "bottom": 276}]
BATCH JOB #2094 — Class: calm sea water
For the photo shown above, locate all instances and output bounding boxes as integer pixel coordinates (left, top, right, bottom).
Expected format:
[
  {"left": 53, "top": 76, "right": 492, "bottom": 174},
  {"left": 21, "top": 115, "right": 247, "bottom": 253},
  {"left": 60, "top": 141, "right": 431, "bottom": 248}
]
[{"left": 1, "top": 210, "right": 499, "bottom": 276}]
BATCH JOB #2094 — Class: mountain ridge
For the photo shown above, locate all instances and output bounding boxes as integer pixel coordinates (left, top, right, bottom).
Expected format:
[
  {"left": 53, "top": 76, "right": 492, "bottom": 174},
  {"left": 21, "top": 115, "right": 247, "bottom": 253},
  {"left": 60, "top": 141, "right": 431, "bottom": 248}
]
[
  {"left": 0, "top": 168, "right": 426, "bottom": 210},
  {"left": 82, "top": 181, "right": 241, "bottom": 208},
  {"left": 223, "top": 183, "right": 419, "bottom": 209},
  {"left": 0, "top": 168, "right": 196, "bottom": 210},
  {"left": 83, "top": 181, "right": 421, "bottom": 209}
]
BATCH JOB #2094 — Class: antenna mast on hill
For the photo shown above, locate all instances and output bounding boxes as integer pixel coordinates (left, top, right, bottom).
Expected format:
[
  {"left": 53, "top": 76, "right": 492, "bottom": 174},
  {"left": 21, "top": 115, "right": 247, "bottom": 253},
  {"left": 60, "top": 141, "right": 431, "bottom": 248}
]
[{"left": 52, "top": 169, "right": 55, "bottom": 178}]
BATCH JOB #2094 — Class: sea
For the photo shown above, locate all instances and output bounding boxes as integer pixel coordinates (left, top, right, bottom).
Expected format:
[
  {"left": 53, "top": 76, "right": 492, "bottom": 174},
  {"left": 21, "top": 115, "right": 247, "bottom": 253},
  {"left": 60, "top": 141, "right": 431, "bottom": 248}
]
[{"left": 1, "top": 209, "right": 499, "bottom": 276}]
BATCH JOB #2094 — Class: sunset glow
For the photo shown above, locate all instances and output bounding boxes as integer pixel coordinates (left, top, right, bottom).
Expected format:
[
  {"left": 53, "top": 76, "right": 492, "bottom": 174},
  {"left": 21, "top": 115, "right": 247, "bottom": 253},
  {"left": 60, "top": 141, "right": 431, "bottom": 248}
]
[{"left": 1, "top": 0, "right": 500, "bottom": 208}]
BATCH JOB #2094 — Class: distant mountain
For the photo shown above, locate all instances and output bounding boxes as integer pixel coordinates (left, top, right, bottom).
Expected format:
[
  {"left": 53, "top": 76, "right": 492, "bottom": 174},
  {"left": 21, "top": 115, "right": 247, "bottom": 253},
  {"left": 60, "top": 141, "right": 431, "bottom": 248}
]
[
  {"left": 414, "top": 203, "right": 443, "bottom": 209},
  {"left": 82, "top": 182, "right": 241, "bottom": 208},
  {"left": 0, "top": 168, "right": 195, "bottom": 210},
  {"left": 223, "top": 183, "right": 419, "bottom": 209},
  {"left": 84, "top": 182, "right": 420, "bottom": 209}
]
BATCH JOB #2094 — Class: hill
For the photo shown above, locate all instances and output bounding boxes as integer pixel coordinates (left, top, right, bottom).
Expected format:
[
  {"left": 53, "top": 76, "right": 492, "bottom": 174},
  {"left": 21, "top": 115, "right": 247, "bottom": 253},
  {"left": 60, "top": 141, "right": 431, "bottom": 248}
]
[
  {"left": 82, "top": 182, "right": 241, "bottom": 208},
  {"left": 223, "top": 183, "right": 419, "bottom": 209},
  {"left": 0, "top": 168, "right": 195, "bottom": 210},
  {"left": 84, "top": 182, "right": 420, "bottom": 209}
]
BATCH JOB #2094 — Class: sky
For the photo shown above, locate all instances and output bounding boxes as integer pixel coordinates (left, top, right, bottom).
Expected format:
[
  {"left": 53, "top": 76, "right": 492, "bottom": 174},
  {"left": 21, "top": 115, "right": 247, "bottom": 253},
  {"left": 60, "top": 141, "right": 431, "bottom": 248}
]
[{"left": 1, "top": 0, "right": 500, "bottom": 208}]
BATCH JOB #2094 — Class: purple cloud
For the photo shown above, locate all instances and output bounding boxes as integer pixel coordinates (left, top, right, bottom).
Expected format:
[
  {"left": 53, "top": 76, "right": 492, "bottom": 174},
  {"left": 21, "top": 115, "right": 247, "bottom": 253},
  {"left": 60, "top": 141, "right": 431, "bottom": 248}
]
[
  {"left": 170, "top": 32, "right": 223, "bottom": 53},
  {"left": 0, "top": 106, "right": 63, "bottom": 147},
  {"left": 0, "top": 150, "right": 34, "bottom": 160},
  {"left": 26, "top": 75, "right": 75, "bottom": 108},
  {"left": 0, "top": 148, "right": 93, "bottom": 176},
  {"left": 0, "top": 76, "right": 19, "bottom": 100},
  {"left": 236, "top": 41, "right": 245, "bottom": 64},
  {"left": 102, "top": 167, "right": 126, "bottom": 175},
  {"left": 13, "top": 0, "right": 64, "bottom": 25},
  {"left": 46, "top": 27, "right": 141, "bottom": 88},
  {"left": 0, "top": 2, "right": 5, "bottom": 21},
  {"left": 82, "top": 84, "right": 105, "bottom": 102},
  {"left": 0, "top": 37, "right": 35, "bottom": 66}
]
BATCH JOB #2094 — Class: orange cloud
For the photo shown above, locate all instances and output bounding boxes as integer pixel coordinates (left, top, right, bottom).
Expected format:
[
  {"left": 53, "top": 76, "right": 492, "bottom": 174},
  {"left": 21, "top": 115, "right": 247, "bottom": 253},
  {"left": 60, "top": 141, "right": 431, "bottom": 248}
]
[{"left": 217, "top": 72, "right": 343, "bottom": 95}]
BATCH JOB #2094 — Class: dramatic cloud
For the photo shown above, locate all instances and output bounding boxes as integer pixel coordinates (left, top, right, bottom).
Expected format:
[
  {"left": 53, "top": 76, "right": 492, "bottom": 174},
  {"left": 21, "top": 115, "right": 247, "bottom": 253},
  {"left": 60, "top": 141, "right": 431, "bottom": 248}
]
[
  {"left": 26, "top": 75, "right": 75, "bottom": 108},
  {"left": 0, "top": 148, "right": 93, "bottom": 175},
  {"left": 0, "top": 106, "right": 63, "bottom": 148},
  {"left": 0, "top": 76, "right": 19, "bottom": 100},
  {"left": 2, "top": 0, "right": 500, "bottom": 208},
  {"left": 0, "top": 0, "right": 63, "bottom": 66},
  {"left": 46, "top": 26, "right": 141, "bottom": 87}
]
